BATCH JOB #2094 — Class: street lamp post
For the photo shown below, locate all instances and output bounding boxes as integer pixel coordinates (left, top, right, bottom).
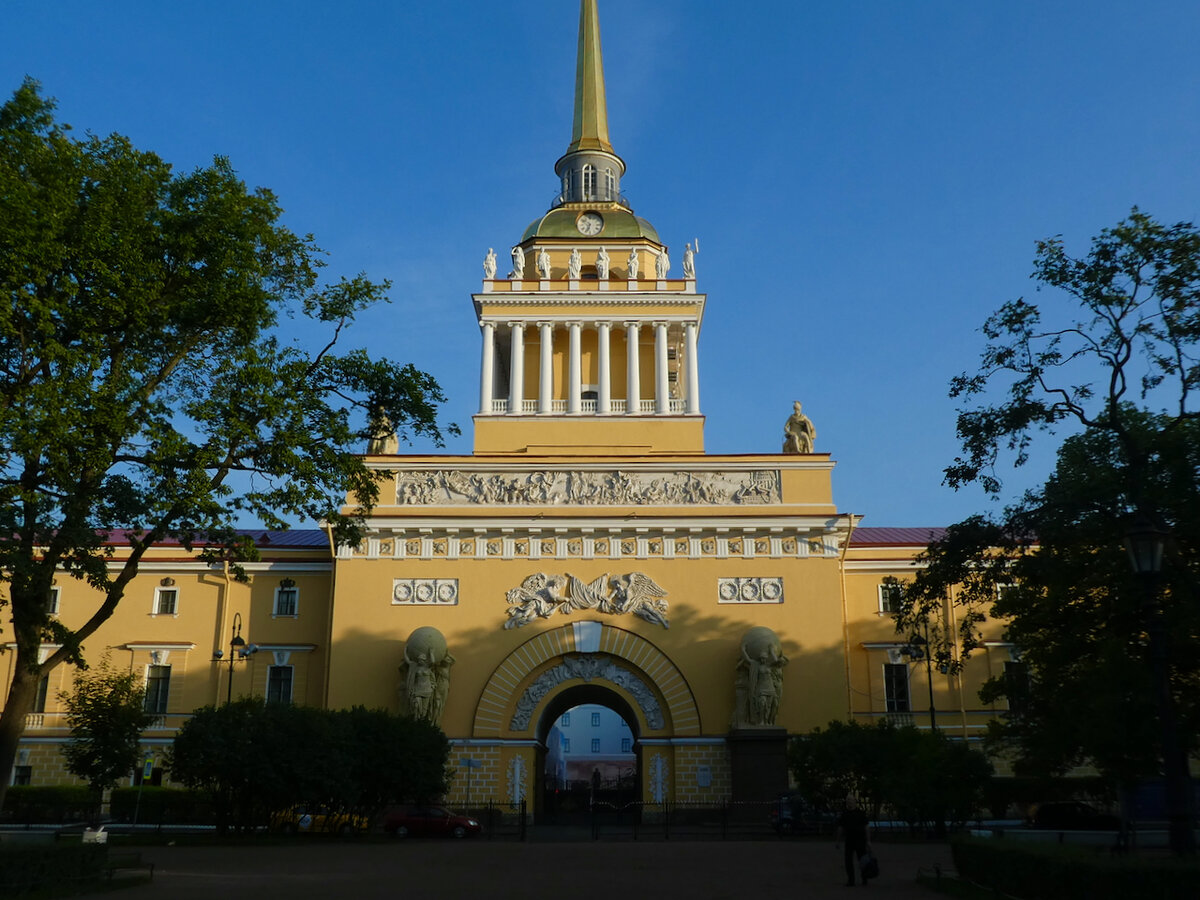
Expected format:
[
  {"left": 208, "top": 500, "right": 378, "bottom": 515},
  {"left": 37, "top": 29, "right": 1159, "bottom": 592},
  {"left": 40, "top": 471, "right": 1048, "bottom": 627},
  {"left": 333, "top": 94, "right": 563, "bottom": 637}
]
[
  {"left": 1124, "top": 517, "right": 1195, "bottom": 857},
  {"left": 902, "top": 623, "right": 938, "bottom": 732},
  {"left": 212, "top": 612, "right": 258, "bottom": 706}
]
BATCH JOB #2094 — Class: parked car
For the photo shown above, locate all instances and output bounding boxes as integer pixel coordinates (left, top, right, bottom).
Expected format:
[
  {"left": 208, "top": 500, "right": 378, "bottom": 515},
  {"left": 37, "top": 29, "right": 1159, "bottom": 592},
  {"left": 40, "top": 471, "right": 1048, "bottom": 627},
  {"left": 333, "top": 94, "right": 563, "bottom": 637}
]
[
  {"left": 381, "top": 805, "right": 481, "bottom": 838},
  {"left": 768, "top": 792, "right": 836, "bottom": 835},
  {"left": 272, "top": 805, "right": 369, "bottom": 834},
  {"left": 1027, "top": 801, "right": 1121, "bottom": 830}
]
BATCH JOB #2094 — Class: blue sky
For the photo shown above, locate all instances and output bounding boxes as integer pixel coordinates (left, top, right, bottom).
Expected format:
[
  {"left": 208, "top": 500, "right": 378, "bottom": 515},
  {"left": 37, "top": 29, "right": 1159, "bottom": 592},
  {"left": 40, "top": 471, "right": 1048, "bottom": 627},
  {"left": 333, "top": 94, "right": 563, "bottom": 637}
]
[{"left": 6, "top": 1, "right": 1199, "bottom": 527}]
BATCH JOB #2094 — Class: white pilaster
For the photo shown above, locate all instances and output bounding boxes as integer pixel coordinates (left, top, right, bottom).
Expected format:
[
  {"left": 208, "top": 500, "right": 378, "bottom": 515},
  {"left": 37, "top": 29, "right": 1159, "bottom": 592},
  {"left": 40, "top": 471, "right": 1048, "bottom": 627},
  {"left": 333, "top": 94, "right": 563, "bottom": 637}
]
[
  {"left": 685, "top": 320, "right": 700, "bottom": 414},
  {"left": 597, "top": 322, "right": 612, "bottom": 414},
  {"left": 508, "top": 322, "right": 525, "bottom": 414},
  {"left": 479, "top": 321, "right": 495, "bottom": 414},
  {"left": 568, "top": 322, "right": 582, "bottom": 414},
  {"left": 625, "top": 322, "right": 641, "bottom": 415},
  {"left": 654, "top": 321, "right": 669, "bottom": 415},
  {"left": 538, "top": 321, "right": 553, "bottom": 415}
]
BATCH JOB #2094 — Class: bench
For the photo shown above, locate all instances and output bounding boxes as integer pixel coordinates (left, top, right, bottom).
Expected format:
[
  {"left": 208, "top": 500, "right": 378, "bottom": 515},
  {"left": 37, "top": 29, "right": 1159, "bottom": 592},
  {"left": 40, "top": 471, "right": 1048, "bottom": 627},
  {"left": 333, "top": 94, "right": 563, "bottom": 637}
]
[{"left": 105, "top": 850, "right": 155, "bottom": 882}]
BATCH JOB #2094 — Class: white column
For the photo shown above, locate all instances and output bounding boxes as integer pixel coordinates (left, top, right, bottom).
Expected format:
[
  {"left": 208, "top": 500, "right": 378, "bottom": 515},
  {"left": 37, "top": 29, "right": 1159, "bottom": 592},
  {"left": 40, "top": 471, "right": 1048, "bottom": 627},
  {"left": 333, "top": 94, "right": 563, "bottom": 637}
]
[
  {"left": 479, "top": 321, "right": 495, "bottom": 414},
  {"left": 685, "top": 320, "right": 700, "bottom": 414},
  {"left": 568, "top": 322, "right": 582, "bottom": 414},
  {"left": 654, "top": 321, "right": 669, "bottom": 414},
  {"left": 538, "top": 322, "right": 553, "bottom": 414},
  {"left": 597, "top": 322, "right": 612, "bottom": 414},
  {"left": 625, "top": 322, "right": 641, "bottom": 415},
  {"left": 508, "top": 322, "right": 525, "bottom": 414}
]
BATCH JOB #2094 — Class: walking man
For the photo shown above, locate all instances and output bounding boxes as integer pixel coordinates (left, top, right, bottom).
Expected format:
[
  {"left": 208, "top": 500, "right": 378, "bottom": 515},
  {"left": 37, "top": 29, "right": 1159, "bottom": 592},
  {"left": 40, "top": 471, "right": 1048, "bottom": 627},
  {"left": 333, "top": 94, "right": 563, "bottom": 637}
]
[{"left": 835, "top": 795, "right": 872, "bottom": 886}]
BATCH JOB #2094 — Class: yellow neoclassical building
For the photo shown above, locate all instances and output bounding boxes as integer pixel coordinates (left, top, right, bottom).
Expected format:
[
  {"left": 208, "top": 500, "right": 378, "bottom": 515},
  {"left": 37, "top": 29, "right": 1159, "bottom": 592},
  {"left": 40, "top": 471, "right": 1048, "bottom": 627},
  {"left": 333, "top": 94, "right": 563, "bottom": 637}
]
[{"left": 3, "top": 1, "right": 1019, "bottom": 808}]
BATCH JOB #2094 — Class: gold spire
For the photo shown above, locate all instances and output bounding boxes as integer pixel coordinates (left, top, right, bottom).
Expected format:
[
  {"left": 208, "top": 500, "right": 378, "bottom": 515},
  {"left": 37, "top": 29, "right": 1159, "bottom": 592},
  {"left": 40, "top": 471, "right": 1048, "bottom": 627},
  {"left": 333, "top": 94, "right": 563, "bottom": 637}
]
[{"left": 567, "top": 0, "right": 614, "bottom": 154}]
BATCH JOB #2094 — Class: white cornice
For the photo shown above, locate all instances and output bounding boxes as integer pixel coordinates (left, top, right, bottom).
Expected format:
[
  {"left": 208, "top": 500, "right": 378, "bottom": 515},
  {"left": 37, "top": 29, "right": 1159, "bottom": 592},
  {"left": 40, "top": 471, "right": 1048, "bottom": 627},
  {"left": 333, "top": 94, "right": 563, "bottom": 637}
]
[
  {"left": 365, "top": 458, "right": 835, "bottom": 473},
  {"left": 842, "top": 559, "right": 927, "bottom": 572},
  {"left": 361, "top": 514, "right": 853, "bottom": 532}
]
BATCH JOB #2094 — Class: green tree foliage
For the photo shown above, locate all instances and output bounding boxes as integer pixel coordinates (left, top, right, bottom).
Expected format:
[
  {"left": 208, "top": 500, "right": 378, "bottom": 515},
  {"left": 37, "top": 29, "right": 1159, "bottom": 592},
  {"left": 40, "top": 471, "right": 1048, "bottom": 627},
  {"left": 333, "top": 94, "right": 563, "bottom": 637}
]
[
  {"left": 788, "top": 720, "right": 992, "bottom": 830},
  {"left": 167, "top": 701, "right": 449, "bottom": 831},
  {"left": 894, "top": 211, "right": 1200, "bottom": 783},
  {"left": 60, "top": 655, "right": 154, "bottom": 801},
  {"left": 0, "top": 79, "right": 455, "bottom": 811}
]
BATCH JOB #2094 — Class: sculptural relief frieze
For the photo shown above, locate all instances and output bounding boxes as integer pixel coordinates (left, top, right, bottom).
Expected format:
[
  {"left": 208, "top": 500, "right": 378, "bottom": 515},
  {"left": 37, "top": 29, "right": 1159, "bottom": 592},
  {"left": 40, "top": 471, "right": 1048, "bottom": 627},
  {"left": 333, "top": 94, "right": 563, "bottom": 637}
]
[
  {"left": 509, "top": 653, "right": 665, "bottom": 731},
  {"left": 504, "top": 572, "right": 669, "bottom": 629},
  {"left": 393, "top": 578, "right": 458, "bottom": 605},
  {"left": 717, "top": 577, "right": 784, "bottom": 604},
  {"left": 394, "top": 469, "right": 781, "bottom": 507}
]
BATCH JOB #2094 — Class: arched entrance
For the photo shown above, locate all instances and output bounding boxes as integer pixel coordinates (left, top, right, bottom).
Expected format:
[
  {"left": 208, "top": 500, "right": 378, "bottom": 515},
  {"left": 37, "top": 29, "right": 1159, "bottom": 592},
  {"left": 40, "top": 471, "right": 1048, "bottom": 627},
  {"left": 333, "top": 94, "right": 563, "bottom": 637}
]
[
  {"left": 471, "top": 620, "right": 702, "bottom": 820},
  {"left": 538, "top": 686, "right": 639, "bottom": 824}
]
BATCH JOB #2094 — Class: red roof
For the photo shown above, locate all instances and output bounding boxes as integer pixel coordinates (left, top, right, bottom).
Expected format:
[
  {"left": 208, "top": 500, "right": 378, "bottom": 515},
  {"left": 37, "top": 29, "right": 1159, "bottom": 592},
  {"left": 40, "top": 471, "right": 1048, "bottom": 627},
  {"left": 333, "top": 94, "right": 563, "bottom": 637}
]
[{"left": 850, "top": 526, "right": 946, "bottom": 547}]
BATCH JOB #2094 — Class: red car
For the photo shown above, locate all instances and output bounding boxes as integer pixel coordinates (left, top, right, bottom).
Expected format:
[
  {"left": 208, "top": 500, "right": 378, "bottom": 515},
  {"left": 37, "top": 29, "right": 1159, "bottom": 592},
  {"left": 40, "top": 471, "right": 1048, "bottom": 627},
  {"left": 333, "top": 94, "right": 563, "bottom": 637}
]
[{"left": 381, "top": 805, "right": 481, "bottom": 838}]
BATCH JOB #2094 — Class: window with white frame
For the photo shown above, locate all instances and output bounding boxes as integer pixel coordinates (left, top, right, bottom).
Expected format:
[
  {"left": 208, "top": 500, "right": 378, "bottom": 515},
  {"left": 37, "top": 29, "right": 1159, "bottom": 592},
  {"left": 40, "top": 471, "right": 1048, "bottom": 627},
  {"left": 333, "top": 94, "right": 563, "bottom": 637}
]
[
  {"left": 621, "top": 738, "right": 631, "bottom": 753},
  {"left": 273, "top": 582, "right": 299, "bottom": 617},
  {"left": 47, "top": 587, "right": 60, "bottom": 615},
  {"left": 154, "top": 587, "right": 178, "bottom": 616},
  {"left": 604, "top": 168, "right": 615, "bottom": 199},
  {"left": 12, "top": 766, "right": 31, "bottom": 786},
  {"left": 582, "top": 164, "right": 596, "bottom": 199},
  {"left": 266, "top": 665, "right": 294, "bottom": 704},
  {"left": 878, "top": 579, "right": 905, "bottom": 614},
  {"left": 591, "top": 738, "right": 600, "bottom": 753},
  {"left": 591, "top": 712, "right": 600, "bottom": 727},
  {"left": 143, "top": 665, "right": 170, "bottom": 715},
  {"left": 883, "top": 663, "right": 910, "bottom": 712},
  {"left": 33, "top": 674, "right": 50, "bottom": 714},
  {"left": 563, "top": 738, "right": 571, "bottom": 753},
  {"left": 996, "top": 583, "right": 1018, "bottom": 604},
  {"left": 561, "top": 712, "right": 571, "bottom": 726}
]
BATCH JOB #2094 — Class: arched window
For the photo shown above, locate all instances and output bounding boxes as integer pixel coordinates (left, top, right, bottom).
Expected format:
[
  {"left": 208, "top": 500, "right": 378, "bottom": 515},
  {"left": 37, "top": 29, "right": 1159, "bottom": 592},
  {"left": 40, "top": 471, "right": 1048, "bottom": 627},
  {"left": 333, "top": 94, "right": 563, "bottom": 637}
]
[
  {"left": 561, "top": 172, "right": 570, "bottom": 201},
  {"left": 582, "top": 164, "right": 596, "bottom": 200},
  {"left": 605, "top": 168, "right": 616, "bottom": 199}
]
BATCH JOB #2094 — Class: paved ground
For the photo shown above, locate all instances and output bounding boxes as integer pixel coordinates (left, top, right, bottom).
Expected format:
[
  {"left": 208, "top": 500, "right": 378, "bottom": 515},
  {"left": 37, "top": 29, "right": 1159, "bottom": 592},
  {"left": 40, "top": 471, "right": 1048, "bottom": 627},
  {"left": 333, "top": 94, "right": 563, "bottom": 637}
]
[{"left": 113, "top": 838, "right": 957, "bottom": 900}]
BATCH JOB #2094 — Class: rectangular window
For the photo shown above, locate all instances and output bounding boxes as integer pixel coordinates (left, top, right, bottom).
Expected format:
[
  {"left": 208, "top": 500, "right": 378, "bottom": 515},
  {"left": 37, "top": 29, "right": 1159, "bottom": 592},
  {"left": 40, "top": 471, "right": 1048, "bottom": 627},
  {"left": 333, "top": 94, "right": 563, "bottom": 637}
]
[
  {"left": 878, "top": 581, "right": 904, "bottom": 614},
  {"left": 996, "top": 583, "right": 1018, "bottom": 604},
  {"left": 32, "top": 674, "right": 49, "bottom": 714},
  {"left": 144, "top": 665, "right": 170, "bottom": 715},
  {"left": 274, "top": 587, "right": 299, "bottom": 617},
  {"left": 561, "top": 712, "right": 571, "bottom": 726},
  {"left": 883, "top": 663, "right": 910, "bottom": 712},
  {"left": 267, "top": 666, "right": 294, "bottom": 704},
  {"left": 12, "top": 765, "right": 32, "bottom": 786},
  {"left": 591, "top": 738, "right": 600, "bottom": 753},
  {"left": 1004, "top": 661, "right": 1030, "bottom": 714},
  {"left": 591, "top": 712, "right": 600, "bottom": 727},
  {"left": 47, "top": 587, "right": 60, "bottom": 615},
  {"left": 562, "top": 738, "right": 570, "bottom": 753},
  {"left": 154, "top": 588, "right": 177, "bottom": 616},
  {"left": 621, "top": 738, "right": 631, "bottom": 753}
]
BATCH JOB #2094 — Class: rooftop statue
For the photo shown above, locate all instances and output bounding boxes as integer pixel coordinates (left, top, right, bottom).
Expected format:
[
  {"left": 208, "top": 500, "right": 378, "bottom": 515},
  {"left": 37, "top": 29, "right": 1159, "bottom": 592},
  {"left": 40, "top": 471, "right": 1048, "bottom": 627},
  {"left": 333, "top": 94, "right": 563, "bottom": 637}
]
[
  {"left": 626, "top": 248, "right": 639, "bottom": 279},
  {"left": 510, "top": 245, "right": 525, "bottom": 279},
  {"left": 483, "top": 247, "right": 497, "bottom": 279},
  {"left": 596, "top": 247, "right": 610, "bottom": 279},
  {"left": 536, "top": 247, "right": 552, "bottom": 280},
  {"left": 682, "top": 243, "right": 695, "bottom": 279},
  {"left": 567, "top": 247, "right": 582, "bottom": 280},
  {"left": 655, "top": 246, "right": 670, "bottom": 279},
  {"left": 782, "top": 401, "right": 816, "bottom": 454}
]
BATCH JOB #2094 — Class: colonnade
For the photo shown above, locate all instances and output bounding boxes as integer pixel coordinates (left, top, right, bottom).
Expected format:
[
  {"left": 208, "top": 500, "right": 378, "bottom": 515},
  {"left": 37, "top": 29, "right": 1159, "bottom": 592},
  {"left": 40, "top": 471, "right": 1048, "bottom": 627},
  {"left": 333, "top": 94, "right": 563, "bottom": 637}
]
[{"left": 478, "top": 320, "right": 700, "bottom": 416}]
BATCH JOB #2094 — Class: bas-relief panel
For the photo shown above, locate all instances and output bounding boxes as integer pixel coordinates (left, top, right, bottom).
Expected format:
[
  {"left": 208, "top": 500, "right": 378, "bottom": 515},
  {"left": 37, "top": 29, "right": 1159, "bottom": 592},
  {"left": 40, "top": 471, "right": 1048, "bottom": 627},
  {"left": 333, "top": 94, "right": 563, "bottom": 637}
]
[{"left": 394, "top": 469, "right": 781, "bottom": 506}]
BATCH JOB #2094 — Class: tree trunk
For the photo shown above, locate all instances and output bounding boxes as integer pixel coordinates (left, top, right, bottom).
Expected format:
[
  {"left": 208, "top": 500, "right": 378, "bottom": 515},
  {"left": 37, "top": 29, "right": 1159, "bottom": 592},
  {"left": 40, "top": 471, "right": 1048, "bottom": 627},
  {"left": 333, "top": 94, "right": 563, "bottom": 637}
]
[{"left": 0, "top": 654, "right": 41, "bottom": 815}]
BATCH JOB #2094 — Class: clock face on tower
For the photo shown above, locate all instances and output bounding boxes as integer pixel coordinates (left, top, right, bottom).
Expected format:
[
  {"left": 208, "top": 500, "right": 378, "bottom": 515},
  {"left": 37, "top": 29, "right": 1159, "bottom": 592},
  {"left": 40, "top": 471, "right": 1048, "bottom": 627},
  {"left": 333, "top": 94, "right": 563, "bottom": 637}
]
[{"left": 576, "top": 212, "right": 604, "bottom": 236}]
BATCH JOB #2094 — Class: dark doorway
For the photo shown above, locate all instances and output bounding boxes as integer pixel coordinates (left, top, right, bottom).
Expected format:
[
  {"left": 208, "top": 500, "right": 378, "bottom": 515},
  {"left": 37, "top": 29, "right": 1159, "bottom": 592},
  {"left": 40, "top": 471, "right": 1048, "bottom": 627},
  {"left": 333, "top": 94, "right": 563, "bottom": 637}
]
[{"left": 537, "top": 685, "right": 639, "bottom": 825}]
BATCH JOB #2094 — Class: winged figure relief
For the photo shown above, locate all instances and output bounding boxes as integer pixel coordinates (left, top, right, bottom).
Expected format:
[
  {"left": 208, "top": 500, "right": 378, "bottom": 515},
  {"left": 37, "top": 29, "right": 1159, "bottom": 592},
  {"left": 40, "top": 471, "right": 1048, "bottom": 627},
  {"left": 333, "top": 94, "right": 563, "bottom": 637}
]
[
  {"left": 609, "top": 573, "right": 670, "bottom": 628},
  {"left": 503, "top": 573, "right": 569, "bottom": 629}
]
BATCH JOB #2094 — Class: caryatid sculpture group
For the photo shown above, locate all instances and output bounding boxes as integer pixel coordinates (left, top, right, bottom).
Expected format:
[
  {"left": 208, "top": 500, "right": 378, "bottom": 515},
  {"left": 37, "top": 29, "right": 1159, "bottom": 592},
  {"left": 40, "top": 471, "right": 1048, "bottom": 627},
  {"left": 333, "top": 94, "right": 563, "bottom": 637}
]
[
  {"left": 731, "top": 626, "right": 788, "bottom": 728},
  {"left": 399, "top": 626, "right": 455, "bottom": 724}
]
